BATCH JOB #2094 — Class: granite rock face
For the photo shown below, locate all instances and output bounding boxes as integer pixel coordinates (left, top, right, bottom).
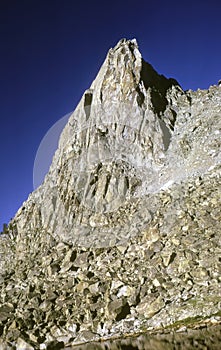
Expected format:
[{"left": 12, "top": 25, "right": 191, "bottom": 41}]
[{"left": 0, "top": 39, "right": 221, "bottom": 348}]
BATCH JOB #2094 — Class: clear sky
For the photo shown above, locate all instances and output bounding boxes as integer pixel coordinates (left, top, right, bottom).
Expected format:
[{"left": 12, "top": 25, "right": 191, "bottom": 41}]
[{"left": 0, "top": 0, "right": 221, "bottom": 229}]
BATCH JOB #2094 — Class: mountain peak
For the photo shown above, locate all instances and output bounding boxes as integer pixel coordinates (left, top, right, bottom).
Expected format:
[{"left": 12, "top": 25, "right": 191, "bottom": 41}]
[
  {"left": 90, "top": 38, "right": 142, "bottom": 102},
  {"left": 1, "top": 39, "right": 221, "bottom": 348},
  {"left": 109, "top": 38, "right": 139, "bottom": 53},
  {"left": 11, "top": 38, "right": 185, "bottom": 243},
  {"left": 91, "top": 38, "right": 180, "bottom": 113}
]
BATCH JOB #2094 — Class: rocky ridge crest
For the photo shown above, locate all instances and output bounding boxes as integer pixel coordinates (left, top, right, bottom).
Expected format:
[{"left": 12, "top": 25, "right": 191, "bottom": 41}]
[{"left": 0, "top": 39, "right": 221, "bottom": 348}]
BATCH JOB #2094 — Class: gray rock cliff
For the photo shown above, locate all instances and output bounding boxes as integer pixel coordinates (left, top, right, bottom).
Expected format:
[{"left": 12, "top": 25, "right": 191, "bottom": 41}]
[{"left": 0, "top": 39, "right": 221, "bottom": 348}]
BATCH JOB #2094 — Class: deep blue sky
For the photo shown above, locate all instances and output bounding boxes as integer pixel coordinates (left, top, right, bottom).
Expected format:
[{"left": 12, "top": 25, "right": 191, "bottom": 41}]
[{"left": 1, "top": 0, "right": 221, "bottom": 229}]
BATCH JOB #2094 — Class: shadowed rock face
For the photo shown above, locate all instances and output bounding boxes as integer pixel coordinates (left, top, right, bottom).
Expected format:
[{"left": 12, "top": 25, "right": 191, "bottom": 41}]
[{"left": 0, "top": 38, "right": 221, "bottom": 348}]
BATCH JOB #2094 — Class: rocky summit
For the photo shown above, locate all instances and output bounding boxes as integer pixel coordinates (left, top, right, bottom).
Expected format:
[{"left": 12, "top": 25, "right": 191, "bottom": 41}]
[{"left": 0, "top": 38, "right": 221, "bottom": 349}]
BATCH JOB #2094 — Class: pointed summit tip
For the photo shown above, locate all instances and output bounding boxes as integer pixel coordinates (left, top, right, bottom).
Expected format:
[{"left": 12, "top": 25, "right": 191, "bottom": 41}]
[
  {"left": 91, "top": 37, "right": 142, "bottom": 95},
  {"left": 113, "top": 38, "right": 139, "bottom": 49},
  {"left": 91, "top": 37, "right": 180, "bottom": 105},
  {"left": 109, "top": 38, "right": 140, "bottom": 55}
]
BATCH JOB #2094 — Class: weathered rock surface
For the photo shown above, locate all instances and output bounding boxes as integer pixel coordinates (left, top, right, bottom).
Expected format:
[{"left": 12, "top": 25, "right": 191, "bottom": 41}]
[
  {"left": 0, "top": 38, "right": 221, "bottom": 348},
  {"left": 74, "top": 323, "right": 221, "bottom": 350}
]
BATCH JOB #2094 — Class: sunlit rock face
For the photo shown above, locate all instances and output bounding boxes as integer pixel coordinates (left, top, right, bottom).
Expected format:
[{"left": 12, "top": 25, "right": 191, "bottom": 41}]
[
  {"left": 0, "top": 39, "right": 221, "bottom": 348},
  {"left": 10, "top": 38, "right": 184, "bottom": 247}
]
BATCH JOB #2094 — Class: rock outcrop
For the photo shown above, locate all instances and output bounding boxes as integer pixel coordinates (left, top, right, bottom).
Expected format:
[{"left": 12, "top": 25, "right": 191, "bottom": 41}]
[{"left": 0, "top": 38, "right": 221, "bottom": 349}]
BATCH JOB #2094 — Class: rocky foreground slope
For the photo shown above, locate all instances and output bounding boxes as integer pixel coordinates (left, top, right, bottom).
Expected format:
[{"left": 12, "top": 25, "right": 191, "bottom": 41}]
[{"left": 0, "top": 39, "right": 221, "bottom": 349}]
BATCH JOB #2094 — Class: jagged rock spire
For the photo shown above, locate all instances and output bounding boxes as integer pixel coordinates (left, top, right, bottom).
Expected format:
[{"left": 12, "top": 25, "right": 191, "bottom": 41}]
[
  {"left": 12, "top": 39, "right": 184, "bottom": 245},
  {"left": 1, "top": 39, "right": 221, "bottom": 348}
]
